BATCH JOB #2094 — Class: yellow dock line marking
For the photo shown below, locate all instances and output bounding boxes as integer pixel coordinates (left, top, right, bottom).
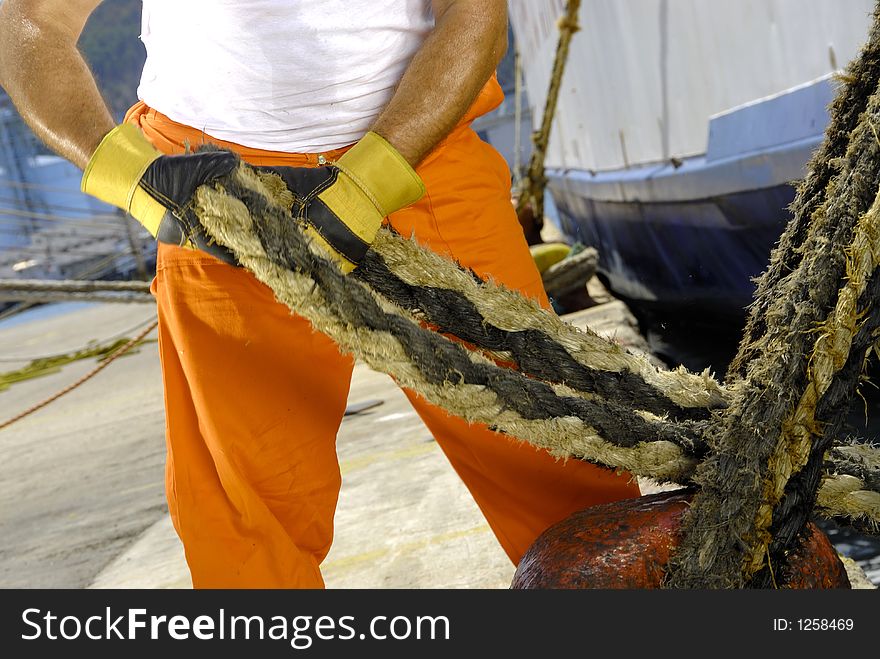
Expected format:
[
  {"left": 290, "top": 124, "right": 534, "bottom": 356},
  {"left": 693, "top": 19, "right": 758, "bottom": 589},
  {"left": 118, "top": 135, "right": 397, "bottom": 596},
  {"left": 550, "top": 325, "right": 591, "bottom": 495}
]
[
  {"left": 115, "top": 482, "right": 161, "bottom": 497},
  {"left": 322, "top": 524, "right": 493, "bottom": 574},
  {"left": 339, "top": 441, "right": 437, "bottom": 475}
]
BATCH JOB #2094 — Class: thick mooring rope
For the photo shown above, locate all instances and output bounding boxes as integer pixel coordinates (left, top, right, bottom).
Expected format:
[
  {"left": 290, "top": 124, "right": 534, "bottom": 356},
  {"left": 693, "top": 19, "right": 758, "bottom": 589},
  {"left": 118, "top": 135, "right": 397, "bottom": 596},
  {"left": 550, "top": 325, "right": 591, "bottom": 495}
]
[
  {"left": 817, "top": 475, "right": 880, "bottom": 535},
  {"left": 183, "top": 159, "right": 879, "bottom": 532},
  {"left": 0, "top": 279, "right": 153, "bottom": 304},
  {"left": 667, "top": 3, "right": 880, "bottom": 588},
  {"left": 195, "top": 165, "right": 707, "bottom": 482},
  {"left": 252, "top": 163, "right": 727, "bottom": 418},
  {"left": 822, "top": 441, "right": 880, "bottom": 534},
  {"left": 358, "top": 233, "right": 726, "bottom": 418},
  {"left": 828, "top": 441, "right": 880, "bottom": 492},
  {"left": 166, "top": 1, "right": 880, "bottom": 583}
]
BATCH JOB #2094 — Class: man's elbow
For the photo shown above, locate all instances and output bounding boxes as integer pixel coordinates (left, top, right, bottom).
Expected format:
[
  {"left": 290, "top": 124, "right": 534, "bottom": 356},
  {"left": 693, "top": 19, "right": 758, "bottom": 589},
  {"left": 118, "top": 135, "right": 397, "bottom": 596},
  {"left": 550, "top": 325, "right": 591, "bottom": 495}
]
[{"left": 437, "top": 0, "right": 509, "bottom": 68}]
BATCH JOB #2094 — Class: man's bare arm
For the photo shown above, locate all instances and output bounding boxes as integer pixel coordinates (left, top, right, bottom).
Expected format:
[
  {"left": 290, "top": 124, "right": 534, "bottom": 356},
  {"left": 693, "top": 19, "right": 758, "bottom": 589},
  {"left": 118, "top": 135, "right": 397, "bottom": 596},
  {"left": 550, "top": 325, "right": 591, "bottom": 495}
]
[
  {"left": 371, "top": 0, "right": 508, "bottom": 167},
  {"left": 0, "top": 0, "right": 113, "bottom": 170}
]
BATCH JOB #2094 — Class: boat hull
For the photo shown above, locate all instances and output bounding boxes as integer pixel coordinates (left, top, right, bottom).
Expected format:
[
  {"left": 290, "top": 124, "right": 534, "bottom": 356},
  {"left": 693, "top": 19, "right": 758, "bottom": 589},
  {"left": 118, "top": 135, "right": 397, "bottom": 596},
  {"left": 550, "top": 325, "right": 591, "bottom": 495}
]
[{"left": 549, "top": 178, "right": 796, "bottom": 319}]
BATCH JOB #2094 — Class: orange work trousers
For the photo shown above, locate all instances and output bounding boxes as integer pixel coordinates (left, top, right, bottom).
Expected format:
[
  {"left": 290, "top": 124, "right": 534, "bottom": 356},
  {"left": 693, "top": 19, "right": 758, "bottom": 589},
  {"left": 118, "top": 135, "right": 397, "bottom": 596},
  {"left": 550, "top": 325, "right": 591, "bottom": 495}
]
[{"left": 126, "top": 82, "right": 639, "bottom": 589}]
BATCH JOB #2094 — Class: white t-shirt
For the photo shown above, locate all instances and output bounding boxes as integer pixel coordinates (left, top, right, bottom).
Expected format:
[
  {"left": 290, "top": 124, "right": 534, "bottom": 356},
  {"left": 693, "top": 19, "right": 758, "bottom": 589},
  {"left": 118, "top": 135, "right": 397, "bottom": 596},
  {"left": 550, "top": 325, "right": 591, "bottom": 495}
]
[{"left": 137, "top": 1, "right": 433, "bottom": 152}]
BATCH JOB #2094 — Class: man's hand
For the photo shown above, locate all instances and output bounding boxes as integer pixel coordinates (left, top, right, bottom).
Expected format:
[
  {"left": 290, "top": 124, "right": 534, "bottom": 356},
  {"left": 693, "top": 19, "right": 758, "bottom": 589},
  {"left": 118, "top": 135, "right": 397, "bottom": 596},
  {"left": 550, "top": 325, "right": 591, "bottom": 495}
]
[
  {"left": 82, "top": 124, "right": 238, "bottom": 265},
  {"left": 82, "top": 124, "right": 240, "bottom": 264},
  {"left": 260, "top": 132, "right": 425, "bottom": 273}
]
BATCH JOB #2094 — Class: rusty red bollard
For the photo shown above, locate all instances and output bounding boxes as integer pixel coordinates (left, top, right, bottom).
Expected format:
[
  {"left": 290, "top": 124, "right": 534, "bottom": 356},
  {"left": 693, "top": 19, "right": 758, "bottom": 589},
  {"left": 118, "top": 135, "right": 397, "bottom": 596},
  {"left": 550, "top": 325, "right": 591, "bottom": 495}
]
[{"left": 511, "top": 489, "right": 850, "bottom": 589}]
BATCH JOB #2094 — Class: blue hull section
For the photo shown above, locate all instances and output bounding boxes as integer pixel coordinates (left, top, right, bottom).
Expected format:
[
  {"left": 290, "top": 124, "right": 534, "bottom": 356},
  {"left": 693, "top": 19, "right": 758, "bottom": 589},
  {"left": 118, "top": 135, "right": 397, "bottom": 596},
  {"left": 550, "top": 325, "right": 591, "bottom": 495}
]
[
  {"left": 537, "top": 75, "right": 837, "bottom": 322},
  {"left": 550, "top": 182, "right": 796, "bottom": 319}
]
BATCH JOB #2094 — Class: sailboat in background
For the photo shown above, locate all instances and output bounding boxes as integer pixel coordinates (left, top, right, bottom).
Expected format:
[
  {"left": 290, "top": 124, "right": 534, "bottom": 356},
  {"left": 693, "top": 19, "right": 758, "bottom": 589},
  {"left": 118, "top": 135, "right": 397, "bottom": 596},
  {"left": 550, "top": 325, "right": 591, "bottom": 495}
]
[{"left": 506, "top": 0, "right": 875, "bottom": 327}]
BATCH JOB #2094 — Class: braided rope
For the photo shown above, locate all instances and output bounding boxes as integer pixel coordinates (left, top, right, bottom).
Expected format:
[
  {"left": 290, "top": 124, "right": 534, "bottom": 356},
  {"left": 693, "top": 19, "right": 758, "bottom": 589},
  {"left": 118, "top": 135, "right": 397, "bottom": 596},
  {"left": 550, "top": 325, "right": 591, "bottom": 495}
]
[
  {"left": 195, "top": 166, "right": 706, "bottom": 482},
  {"left": 667, "top": 6, "right": 880, "bottom": 587},
  {"left": 366, "top": 230, "right": 727, "bottom": 413},
  {"left": 183, "top": 160, "right": 879, "bottom": 531},
  {"left": 816, "top": 475, "right": 880, "bottom": 534},
  {"left": 0, "top": 279, "right": 153, "bottom": 304},
  {"left": 0, "top": 290, "right": 154, "bottom": 304},
  {"left": 254, "top": 165, "right": 721, "bottom": 417},
  {"left": 158, "top": 3, "right": 880, "bottom": 589},
  {"left": 828, "top": 442, "right": 880, "bottom": 491},
  {"left": 744, "top": 192, "right": 880, "bottom": 575},
  {"left": 0, "top": 279, "right": 151, "bottom": 293}
]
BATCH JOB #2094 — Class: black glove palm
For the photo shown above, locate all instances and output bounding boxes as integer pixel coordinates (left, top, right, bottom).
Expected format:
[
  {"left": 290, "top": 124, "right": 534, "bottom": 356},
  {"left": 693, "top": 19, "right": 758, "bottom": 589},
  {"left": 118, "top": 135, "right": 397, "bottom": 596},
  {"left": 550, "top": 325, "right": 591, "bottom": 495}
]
[
  {"left": 255, "top": 131, "right": 425, "bottom": 273},
  {"left": 82, "top": 124, "right": 239, "bottom": 265},
  {"left": 142, "top": 151, "right": 240, "bottom": 264}
]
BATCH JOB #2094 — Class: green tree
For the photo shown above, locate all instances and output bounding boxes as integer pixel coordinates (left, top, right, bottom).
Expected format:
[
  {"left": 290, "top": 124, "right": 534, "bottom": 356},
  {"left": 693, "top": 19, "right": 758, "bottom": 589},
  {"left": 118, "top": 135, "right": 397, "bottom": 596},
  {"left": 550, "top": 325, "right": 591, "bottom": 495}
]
[{"left": 77, "top": 0, "right": 145, "bottom": 120}]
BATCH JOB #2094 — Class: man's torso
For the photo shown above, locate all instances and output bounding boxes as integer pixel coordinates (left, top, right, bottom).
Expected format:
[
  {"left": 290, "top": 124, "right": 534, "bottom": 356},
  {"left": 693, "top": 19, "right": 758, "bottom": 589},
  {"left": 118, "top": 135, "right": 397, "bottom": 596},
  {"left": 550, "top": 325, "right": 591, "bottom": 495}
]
[{"left": 137, "top": 0, "right": 433, "bottom": 152}]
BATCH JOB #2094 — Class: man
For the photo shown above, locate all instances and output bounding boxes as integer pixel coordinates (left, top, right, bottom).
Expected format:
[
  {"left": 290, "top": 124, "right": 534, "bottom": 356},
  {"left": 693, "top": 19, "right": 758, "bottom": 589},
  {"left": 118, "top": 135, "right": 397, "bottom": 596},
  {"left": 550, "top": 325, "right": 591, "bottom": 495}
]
[{"left": 0, "top": 0, "right": 639, "bottom": 588}]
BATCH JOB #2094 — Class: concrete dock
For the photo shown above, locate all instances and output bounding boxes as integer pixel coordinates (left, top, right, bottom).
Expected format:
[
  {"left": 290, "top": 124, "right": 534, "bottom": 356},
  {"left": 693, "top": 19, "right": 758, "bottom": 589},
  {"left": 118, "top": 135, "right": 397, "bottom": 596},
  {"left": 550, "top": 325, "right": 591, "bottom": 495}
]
[{"left": 1, "top": 298, "right": 875, "bottom": 589}]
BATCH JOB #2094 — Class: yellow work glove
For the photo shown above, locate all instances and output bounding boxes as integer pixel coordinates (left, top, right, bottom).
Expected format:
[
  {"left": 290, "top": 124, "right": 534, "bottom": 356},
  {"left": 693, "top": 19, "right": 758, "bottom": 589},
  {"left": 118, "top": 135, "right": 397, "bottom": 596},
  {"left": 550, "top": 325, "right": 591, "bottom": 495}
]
[
  {"left": 259, "top": 131, "right": 425, "bottom": 273},
  {"left": 81, "top": 123, "right": 239, "bottom": 264}
]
